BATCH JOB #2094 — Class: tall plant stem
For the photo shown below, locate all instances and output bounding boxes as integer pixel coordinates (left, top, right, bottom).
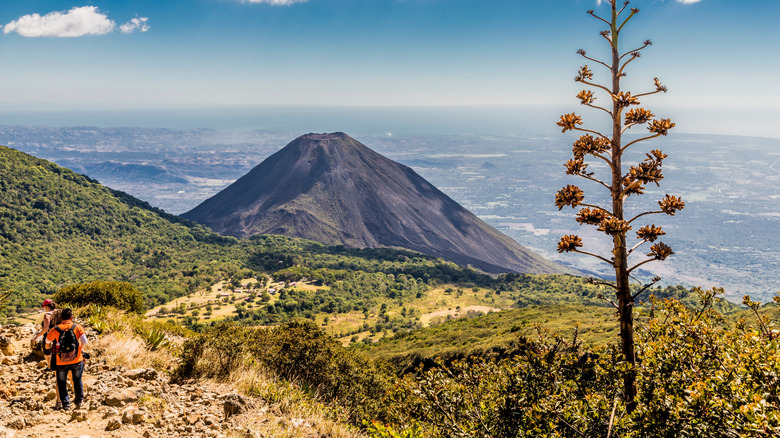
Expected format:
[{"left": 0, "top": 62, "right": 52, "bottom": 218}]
[{"left": 608, "top": 0, "right": 638, "bottom": 413}]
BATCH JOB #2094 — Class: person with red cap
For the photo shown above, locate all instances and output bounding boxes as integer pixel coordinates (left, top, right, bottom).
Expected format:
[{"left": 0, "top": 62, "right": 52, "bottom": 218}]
[
  {"left": 30, "top": 299, "right": 63, "bottom": 408},
  {"left": 46, "top": 307, "right": 88, "bottom": 410},
  {"left": 31, "top": 299, "right": 60, "bottom": 360}
]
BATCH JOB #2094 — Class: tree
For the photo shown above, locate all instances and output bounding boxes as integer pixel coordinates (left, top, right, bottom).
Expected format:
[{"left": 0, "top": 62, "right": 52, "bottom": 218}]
[
  {"left": 555, "top": 0, "right": 684, "bottom": 411},
  {"left": 0, "top": 288, "right": 11, "bottom": 314},
  {"left": 54, "top": 281, "right": 145, "bottom": 314}
]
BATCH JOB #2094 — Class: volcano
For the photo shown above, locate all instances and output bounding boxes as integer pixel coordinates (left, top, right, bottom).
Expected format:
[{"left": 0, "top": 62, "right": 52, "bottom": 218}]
[{"left": 181, "top": 132, "right": 566, "bottom": 274}]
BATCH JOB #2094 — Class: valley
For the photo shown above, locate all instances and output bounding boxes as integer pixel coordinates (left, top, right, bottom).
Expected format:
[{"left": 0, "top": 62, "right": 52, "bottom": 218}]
[{"left": 143, "top": 277, "right": 547, "bottom": 347}]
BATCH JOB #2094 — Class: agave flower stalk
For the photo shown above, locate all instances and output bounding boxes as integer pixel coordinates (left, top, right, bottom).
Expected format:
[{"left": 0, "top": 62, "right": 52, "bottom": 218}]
[{"left": 554, "top": 0, "right": 684, "bottom": 412}]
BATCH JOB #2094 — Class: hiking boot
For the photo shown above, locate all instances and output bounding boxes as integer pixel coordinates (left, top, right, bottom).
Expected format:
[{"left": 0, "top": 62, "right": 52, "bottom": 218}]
[
  {"left": 51, "top": 402, "right": 63, "bottom": 410},
  {"left": 74, "top": 399, "right": 83, "bottom": 409},
  {"left": 61, "top": 403, "right": 72, "bottom": 410}
]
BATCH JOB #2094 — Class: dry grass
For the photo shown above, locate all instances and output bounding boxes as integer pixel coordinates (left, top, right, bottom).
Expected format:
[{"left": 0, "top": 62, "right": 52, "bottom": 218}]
[
  {"left": 222, "top": 366, "right": 367, "bottom": 438},
  {"left": 80, "top": 305, "right": 174, "bottom": 370},
  {"left": 420, "top": 305, "right": 502, "bottom": 326},
  {"left": 92, "top": 331, "right": 174, "bottom": 370},
  {"left": 137, "top": 393, "right": 168, "bottom": 423},
  {"left": 228, "top": 416, "right": 366, "bottom": 438}
]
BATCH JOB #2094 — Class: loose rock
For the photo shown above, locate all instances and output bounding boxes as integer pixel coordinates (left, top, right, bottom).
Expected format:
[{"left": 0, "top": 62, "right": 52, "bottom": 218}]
[
  {"left": 105, "top": 387, "right": 142, "bottom": 407},
  {"left": 188, "top": 412, "right": 202, "bottom": 425},
  {"left": 70, "top": 409, "right": 88, "bottom": 422},
  {"left": 105, "top": 417, "right": 122, "bottom": 431},
  {"left": 6, "top": 416, "right": 25, "bottom": 430},
  {"left": 221, "top": 393, "right": 250, "bottom": 419},
  {"left": 100, "top": 406, "right": 119, "bottom": 419},
  {"left": 126, "top": 368, "right": 158, "bottom": 381}
]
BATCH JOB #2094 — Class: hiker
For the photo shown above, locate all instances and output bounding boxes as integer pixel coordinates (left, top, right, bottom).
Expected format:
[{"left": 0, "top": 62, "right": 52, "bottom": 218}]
[
  {"left": 30, "top": 299, "right": 63, "bottom": 368},
  {"left": 45, "top": 308, "right": 88, "bottom": 410},
  {"left": 30, "top": 299, "right": 64, "bottom": 406}
]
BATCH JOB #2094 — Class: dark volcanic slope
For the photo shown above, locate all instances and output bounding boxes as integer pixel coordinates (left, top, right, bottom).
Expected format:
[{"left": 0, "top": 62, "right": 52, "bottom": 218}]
[{"left": 182, "top": 132, "right": 566, "bottom": 274}]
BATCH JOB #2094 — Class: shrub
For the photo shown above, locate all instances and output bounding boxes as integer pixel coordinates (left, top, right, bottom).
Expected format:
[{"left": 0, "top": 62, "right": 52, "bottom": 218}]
[
  {"left": 141, "top": 327, "right": 170, "bottom": 351},
  {"left": 384, "top": 290, "right": 780, "bottom": 437},
  {"left": 174, "top": 319, "right": 391, "bottom": 424},
  {"left": 0, "top": 288, "right": 11, "bottom": 314},
  {"left": 365, "top": 421, "right": 423, "bottom": 438},
  {"left": 54, "top": 281, "right": 145, "bottom": 313},
  {"left": 386, "top": 330, "right": 622, "bottom": 438},
  {"left": 174, "top": 322, "right": 255, "bottom": 380}
]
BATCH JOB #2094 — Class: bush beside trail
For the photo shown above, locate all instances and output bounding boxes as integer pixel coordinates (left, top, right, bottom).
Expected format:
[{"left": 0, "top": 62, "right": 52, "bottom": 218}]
[
  {"left": 175, "top": 319, "right": 391, "bottom": 425},
  {"left": 54, "top": 281, "right": 145, "bottom": 314}
]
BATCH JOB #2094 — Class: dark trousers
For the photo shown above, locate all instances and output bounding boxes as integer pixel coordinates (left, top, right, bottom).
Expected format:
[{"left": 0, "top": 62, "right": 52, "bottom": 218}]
[{"left": 56, "top": 361, "right": 84, "bottom": 405}]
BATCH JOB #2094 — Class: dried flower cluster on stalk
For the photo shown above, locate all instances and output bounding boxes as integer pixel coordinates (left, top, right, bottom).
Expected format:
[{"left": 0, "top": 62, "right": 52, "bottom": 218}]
[{"left": 554, "top": 0, "right": 685, "bottom": 412}]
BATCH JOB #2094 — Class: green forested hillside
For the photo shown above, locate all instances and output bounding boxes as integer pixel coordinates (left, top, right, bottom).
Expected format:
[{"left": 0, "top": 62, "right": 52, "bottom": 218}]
[
  {"left": 0, "top": 144, "right": 246, "bottom": 312},
  {"left": 351, "top": 277, "right": 744, "bottom": 373},
  {"left": 357, "top": 285, "right": 743, "bottom": 373}
]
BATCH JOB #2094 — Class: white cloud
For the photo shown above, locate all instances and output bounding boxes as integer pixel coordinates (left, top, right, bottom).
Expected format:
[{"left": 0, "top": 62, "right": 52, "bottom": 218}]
[
  {"left": 120, "top": 17, "right": 150, "bottom": 34},
  {"left": 3, "top": 6, "right": 115, "bottom": 37},
  {"left": 242, "top": 0, "right": 310, "bottom": 5}
]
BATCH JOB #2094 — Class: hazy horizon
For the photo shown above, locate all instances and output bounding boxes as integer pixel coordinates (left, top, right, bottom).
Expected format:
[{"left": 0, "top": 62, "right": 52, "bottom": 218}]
[{"left": 2, "top": 104, "right": 779, "bottom": 140}]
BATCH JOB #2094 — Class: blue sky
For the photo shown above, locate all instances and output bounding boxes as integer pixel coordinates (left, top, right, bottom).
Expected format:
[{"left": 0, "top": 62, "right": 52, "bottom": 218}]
[{"left": 1, "top": 0, "right": 779, "bottom": 137}]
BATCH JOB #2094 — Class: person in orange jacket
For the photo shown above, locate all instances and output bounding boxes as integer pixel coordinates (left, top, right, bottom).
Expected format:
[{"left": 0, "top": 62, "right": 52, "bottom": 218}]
[{"left": 45, "top": 308, "right": 88, "bottom": 410}]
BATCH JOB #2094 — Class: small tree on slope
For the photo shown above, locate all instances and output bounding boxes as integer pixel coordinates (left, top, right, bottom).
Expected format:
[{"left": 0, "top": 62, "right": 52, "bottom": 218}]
[{"left": 555, "top": 0, "right": 684, "bottom": 412}]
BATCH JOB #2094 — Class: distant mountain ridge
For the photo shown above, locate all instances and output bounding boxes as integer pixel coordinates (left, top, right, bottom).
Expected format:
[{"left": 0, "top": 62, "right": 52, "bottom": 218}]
[
  {"left": 73, "top": 161, "right": 189, "bottom": 184},
  {"left": 182, "top": 132, "right": 566, "bottom": 275}
]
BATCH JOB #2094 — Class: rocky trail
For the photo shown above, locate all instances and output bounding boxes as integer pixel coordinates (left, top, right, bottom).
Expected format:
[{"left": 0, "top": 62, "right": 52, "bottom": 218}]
[{"left": 0, "top": 321, "right": 330, "bottom": 438}]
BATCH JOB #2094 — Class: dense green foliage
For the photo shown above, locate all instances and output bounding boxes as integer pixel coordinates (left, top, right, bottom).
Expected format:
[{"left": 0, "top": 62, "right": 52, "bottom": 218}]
[
  {"left": 0, "top": 144, "right": 245, "bottom": 313},
  {"left": 248, "top": 234, "right": 491, "bottom": 286},
  {"left": 54, "top": 281, "right": 146, "bottom": 313},
  {"left": 174, "top": 319, "right": 390, "bottom": 423},
  {"left": 361, "top": 304, "right": 618, "bottom": 372},
  {"left": 387, "top": 335, "right": 624, "bottom": 437},
  {"left": 378, "top": 290, "right": 780, "bottom": 437}
]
